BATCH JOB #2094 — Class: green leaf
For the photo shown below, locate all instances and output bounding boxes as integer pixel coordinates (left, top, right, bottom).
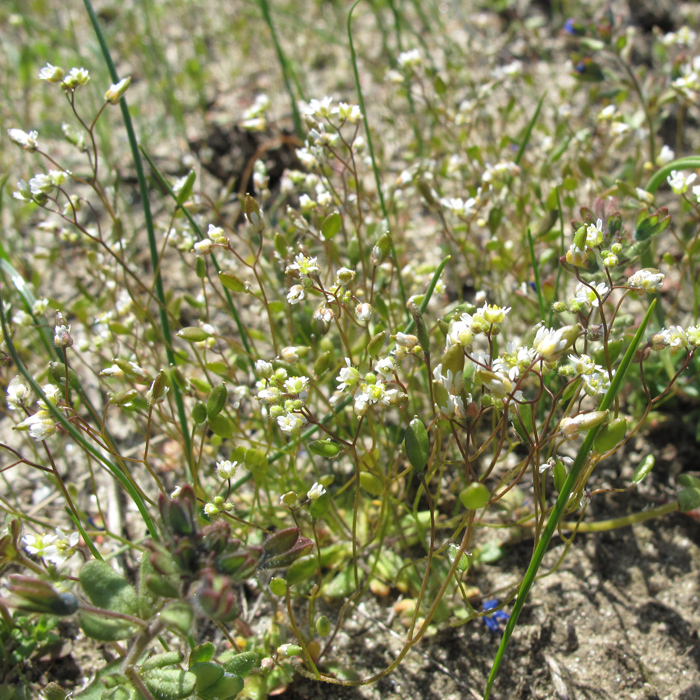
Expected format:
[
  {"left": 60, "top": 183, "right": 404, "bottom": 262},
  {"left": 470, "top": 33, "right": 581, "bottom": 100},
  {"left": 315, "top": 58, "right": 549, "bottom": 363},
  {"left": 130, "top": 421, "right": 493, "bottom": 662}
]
[
  {"left": 78, "top": 613, "right": 135, "bottom": 642},
  {"left": 79, "top": 561, "right": 137, "bottom": 614},
  {"left": 160, "top": 602, "right": 193, "bottom": 635},
  {"left": 199, "top": 674, "right": 244, "bottom": 700},
  {"left": 142, "top": 668, "right": 196, "bottom": 700},
  {"left": 222, "top": 652, "right": 260, "bottom": 678},
  {"left": 189, "top": 662, "right": 223, "bottom": 692},
  {"left": 285, "top": 555, "right": 317, "bottom": 587},
  {"left": 679, "top": 487, "right": 700, "bottom": 513},
  {"left": 189, "top": 643, "right": 215, "bottom": 666}
]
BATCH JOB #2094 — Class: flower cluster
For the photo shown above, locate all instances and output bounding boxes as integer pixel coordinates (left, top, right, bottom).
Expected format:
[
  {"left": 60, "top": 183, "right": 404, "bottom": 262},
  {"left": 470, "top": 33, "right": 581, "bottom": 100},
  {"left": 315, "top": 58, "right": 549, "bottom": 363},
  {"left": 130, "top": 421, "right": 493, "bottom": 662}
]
[
  {"left": 335, "top": 357, "right": 404, "bottom": 417},
  {"left": 11, "top": 382, "right": 62, "bottom": 441},
  {"left": 255, "top": 360, "right": 310, "bottom": 433},
  {"left": 23, "top": 528, "right": 80, "bottom": 566}
]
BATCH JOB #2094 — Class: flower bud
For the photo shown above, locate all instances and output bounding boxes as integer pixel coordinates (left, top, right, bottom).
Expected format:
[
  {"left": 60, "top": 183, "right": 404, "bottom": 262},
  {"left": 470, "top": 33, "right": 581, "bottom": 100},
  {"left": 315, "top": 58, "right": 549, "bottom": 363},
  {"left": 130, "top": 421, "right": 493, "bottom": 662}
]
[{"left": 104, "top": 76, "right": 132, "bottom": 105}]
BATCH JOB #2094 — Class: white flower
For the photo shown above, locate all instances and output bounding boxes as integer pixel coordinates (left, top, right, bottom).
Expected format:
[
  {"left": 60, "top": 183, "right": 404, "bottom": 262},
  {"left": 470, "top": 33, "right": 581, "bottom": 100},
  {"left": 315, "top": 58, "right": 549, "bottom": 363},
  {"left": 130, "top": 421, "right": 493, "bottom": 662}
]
[
  {"left": 277, "top": 413, "right": 306, "bottom": 433},
  {"left": 448, "top": 314, "right": 474, "bottom": 348},
  {"left": 355, "top": 303, "right": 372, "bottom": 325},
  {"left": 65, "top": 67, "right": 90, "bottom": 86},
  {"left": 627, "top": 268, "right": 664, "bottom": 293},
  {"left": 568, "top": 354, "right": 598, "bottom": 376},
  {"left": 566, "top": 243, "right": 588, "bottom": 267},
  {"left": 667, "top": 170, "right": 697, "bottom": 195},
  {"left": 283, "top": 376, "right": 309, "bottom": 397},
  {"left": 582, "top": 370, "right": 612, "bottom": 396},
  {"left": 374, "top": 357, "right": 396, "bottom": 381},
  {"left": 333, "top": 102, "right": 362, "bottom": 124},
  {"left": 7, "top": 376, "right": 30, "bottom": 410},
  {"left": 440, "top": 197, "right": 476, "bottom": 217},
  {"left": 662, "top": 326, "right": 689, "bottom": 349},
  {"left": 538, "top": 458, "right": 555, "bottom": 474},
  {"left": 479, "top": 303, "right": 511, "bottom": 325},
  {"left": 656, "top": 144, "right": 675, "bottom": 166},
  {"left": 104, "top": 76, "right": 132, "bottom": 104},
  {"left": 193, "top": 239, "right": 213, "bottom": 256},
  {"left": 204, "top": 503, "right": 220, "bottom": 517},
  {"left": 307, "top": 482, "right": 326, "bottom": 500},
  {"left": 38, "top": 63, "right": 64, "bottom": 82},
  {"left": 533, "top": 326, "right": 569, "bottom": 360},
  {"left": 216, "top": 460, "right": 238, "bottom": 480},
  {"left": 336, "top": 359, "right": 360, "bottom": 391},
  {"left": 585, "top": 219, "right": 605, "bottom": 247},
  {"left": 573, "top": 281, "right": 609, "bottom": 308},
  {"left": 23, "top": 533, "right": 58, "bottom": 559},
  {"left": 287, "top": 285, "right": 306, "bottom": 305},
  {"left": 207, "top": 224, "right": 227, "bottom": 243},
  {"left": 306, "top": 97, "right": 334, "bottom": 118},
  {"left": 286, "top": 253, "right": 320, "bottom": 277},
  {"left": 15, "top": 411, "right": 56, "bottom": 441},
  {"left": 8, "top": 128, "right": 39, "bottom": 152},
  {"left": 397, "top": 49, "right": 421, "bottom": 68},
  {"left": 255, "top": 360, "right": 273, "bottom": 378}
]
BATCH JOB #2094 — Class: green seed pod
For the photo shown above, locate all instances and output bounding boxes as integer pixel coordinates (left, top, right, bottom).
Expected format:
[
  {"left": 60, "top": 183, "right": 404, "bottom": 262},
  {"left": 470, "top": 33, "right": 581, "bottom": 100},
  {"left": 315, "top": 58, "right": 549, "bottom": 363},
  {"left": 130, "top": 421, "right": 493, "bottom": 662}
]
[
  {"left": 274, "top": 232, "right": 288, "bottom": 259},
  {"left": 110, "top": 389, "right": 138, "bottom": 406},
  {"left": 459, "top": 482, "right": 490, "bottom": 510},
  {"left": 410, "top": 303, "right": 430, "bottom": 355},
  {"left": 169, "top": 366, "right": 187, "bottom": 390},
  {"left": 195, "top": 256, "right": 207, "bottom": 279},
  {"left": 442, "top": 344, "right": 465, "bottom": 380},
  {"left": 177, "top": 327, "right": 211, "bottom": 342},
  {"left": 269, "top": 577, "right": 287, "bottom": 597},
  {"left": 404, "top": 416, "right": 429, "bottom": 473},
  {"left": 316, "top": 615, "right": 331, "bottom": 637},
  {"left": 49, "top": 361, "right": 80, "bottom": 390},
  {"left": 207, "top": 383, "right": 228, "bottom": 421},
  {"left": 245, "top": 193, "right": 264, "bottom": 232},
  {"left": 321, "top": 211, "right": 342, "bottom": 240},
  {"left": 367, "top": 331, "right": 386, "bottom": 357},
  {"left": 308, "top": 440, "right": 342, "bottom": 458},
  {"left": 313, "top": 351, "right": 332, "bottom": 378},
  {"left": 280, "top": 644, "right": 302, "bottom": 657},
  {"left": 208, "top": 414, "right": 233, "bottom": 439},
  {"left": 632, "top": 454, "right": 655, "bottom": 484},
  {"left": 446, "top": 543, "right": 470, "bottom": 572},
  {"left": 359, "top": 471, "right": 383, "bottom": 496},
  {"left": 416, "top": 178, "right": 436, "bottom": 206},
  {"left": 594, "top": 417, "right": 627, "bottom": 453},
  {"left": 573, "top": 224, "right": 587, "bottom": 250},
  {"left": 593, "top": 339, "right": 623, "bottom": 367},
  {"left": 370, "top": 232, "right": 392, "bottom": 266},
  {"left": 553, "top": 460, "right": 567, "bottom": 492},
  {"left": 219, "top": 271, "right": 247, "bottom": 293}
]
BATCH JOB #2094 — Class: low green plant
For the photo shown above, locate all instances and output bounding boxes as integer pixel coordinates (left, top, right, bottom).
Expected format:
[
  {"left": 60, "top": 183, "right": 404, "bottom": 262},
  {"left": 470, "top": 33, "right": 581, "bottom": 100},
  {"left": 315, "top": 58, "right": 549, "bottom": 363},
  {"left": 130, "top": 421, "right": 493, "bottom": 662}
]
[{"left": 3, "top": 3, "right": 700, "bottom": 699}]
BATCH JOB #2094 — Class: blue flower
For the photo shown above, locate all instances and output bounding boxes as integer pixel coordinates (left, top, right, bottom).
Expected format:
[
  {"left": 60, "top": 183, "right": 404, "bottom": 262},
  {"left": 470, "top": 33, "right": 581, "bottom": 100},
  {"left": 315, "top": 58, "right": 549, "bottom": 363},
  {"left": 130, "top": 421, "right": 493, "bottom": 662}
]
[{"left": 483, "top": 599, "right": 510, "bottom": 634}]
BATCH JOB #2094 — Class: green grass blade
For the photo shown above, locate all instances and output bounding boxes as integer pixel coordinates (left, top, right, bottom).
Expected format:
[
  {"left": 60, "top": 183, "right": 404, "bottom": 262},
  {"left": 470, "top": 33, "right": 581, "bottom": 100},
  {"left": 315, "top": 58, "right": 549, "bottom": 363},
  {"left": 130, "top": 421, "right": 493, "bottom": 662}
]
[
  {"left": 257, "top": 0, "right": 304, "bottom": 139},
  {"left": 514, "top": 92, "right": 546, "bottom": 166},
  {"left": 82, "top": 0, "right": 193, "bottom": 473},
  {"left": 0, "top": 294, "right": 159, "bottom": 542},
  {"left": 139, "top": 146, "right": 256, "bottom": 370},
  {"left": 526, "top": 228, "right": 546, "bottom": 322},
  {"left": 347, "top": 0, "right": 408, "bottom": 320},
  {"left": 483, "top": 299, "right": 656, "bottom": 699}
]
